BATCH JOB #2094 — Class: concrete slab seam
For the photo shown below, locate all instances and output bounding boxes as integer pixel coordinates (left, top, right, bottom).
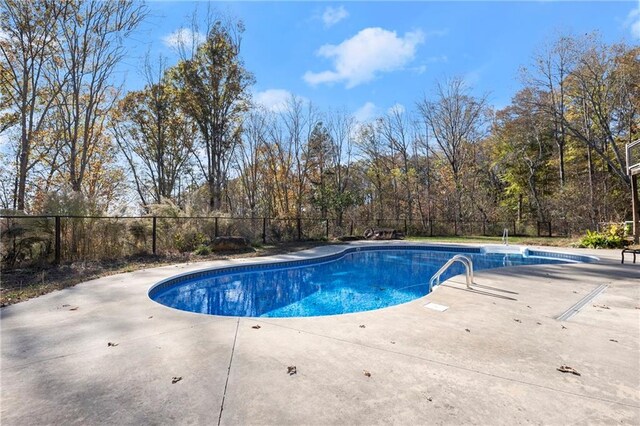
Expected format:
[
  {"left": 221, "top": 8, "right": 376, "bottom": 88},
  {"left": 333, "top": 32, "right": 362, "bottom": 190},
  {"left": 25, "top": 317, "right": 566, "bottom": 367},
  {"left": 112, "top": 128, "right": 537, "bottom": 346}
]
[{"left": 218, "top": 318, "right": 240, "bottom": 426}]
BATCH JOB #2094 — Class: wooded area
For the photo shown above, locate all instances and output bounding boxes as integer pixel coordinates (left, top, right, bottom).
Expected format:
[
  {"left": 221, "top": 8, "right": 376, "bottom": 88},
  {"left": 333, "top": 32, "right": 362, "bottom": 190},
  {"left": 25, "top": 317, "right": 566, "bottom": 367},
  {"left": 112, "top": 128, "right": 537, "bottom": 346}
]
[{"left": 2, "top": 1, "right": 638, "bottom": 234}]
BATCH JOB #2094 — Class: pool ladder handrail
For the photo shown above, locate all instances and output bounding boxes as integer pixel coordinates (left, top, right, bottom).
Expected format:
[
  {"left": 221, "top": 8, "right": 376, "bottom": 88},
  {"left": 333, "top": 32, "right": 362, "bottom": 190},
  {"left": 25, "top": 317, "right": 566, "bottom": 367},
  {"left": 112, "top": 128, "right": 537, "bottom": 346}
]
[
  {"left": 502, "top": 228, "right": 509, "bottom": 245},
  {"left": 428, "top": 254, "right": 474, "bottom": 292}
]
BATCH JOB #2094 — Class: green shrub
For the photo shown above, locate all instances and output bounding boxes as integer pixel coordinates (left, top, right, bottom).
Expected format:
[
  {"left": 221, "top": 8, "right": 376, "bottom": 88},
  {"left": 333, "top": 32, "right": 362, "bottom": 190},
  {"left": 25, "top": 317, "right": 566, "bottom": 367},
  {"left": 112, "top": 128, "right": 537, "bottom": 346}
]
[
  {"left": 193, "top": 244, "right": 211, "bottom": 256},
  {"left": 577, "top": 224, "right": 627, "bottom": 249}
]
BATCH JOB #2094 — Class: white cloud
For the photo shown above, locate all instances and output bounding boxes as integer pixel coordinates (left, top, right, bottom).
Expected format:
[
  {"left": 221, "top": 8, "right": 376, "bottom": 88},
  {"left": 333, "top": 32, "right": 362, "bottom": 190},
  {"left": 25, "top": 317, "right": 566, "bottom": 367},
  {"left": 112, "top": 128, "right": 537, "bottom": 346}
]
[
  {"left": 627, "top": 2, "right": 640, "bottom": 39},
  {"left": 322, "top": 6, "right": 349, "bottom": 28},
  {"left": 354, "top": 102, "right": 379, "bottom": 123},
  {"left": 387, "top": 103, "right": 405, "bottom": 115},
  {"left": 254, "top": 89, "right": 291, "bottom": 112},
  {"left": 303, "top": 27, "right": 425, "bottom": 89},
  {"left": 254, "top": 89, "right": 309, "bottom": 113},
  {"left": 162, "top": 28, "right": 206, "bottom": 49}
]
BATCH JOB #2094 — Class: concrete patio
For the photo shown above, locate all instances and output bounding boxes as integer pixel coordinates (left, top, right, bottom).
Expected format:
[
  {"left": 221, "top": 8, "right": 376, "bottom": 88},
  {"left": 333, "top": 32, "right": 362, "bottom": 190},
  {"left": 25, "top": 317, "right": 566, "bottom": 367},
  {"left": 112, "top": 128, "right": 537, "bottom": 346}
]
[{"left": 1, "top": 243, "right": 639, "bottom": 425}]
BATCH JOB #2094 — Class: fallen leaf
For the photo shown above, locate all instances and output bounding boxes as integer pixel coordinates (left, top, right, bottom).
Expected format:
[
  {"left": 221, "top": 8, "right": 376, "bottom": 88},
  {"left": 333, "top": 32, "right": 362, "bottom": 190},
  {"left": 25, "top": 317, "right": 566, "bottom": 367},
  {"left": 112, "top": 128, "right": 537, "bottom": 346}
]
[
  {"left": 251, "top": 325, "right": 261, "bottom": 329},
  {"left": 390, "top": 341, "right": 396, "bottom": 344},
  {"left": 427, "top": 396, "right": 433, "bottom": 402},
  {"left": 561, "top": 325, "right": 567, "bottom": 329},
  {"left": 107, "top": 342, "right": 118, "bottom": 347},
  {"left": 287, "top": 366, "right": 297, "bottom": 376},
  {"left": 513, "top": 318, "right": 521, "bottom": 323},
  {"left": 62, "top": 304, "right": 70, "bottom": 307},
  {"left": 69, "top": 307, "right": 78, "bottom": 311},
  {"left": 527, "top": 305, "right": 531, "bottom": 309},
  {"left": 465, "top": 328, "right": 470, "bottom": 333},
  {"left": 536, "top": 322, "right": 542, "bottom": 325},
  {"left": 172, "top": 376, "right": 182, "bottom": 384},
  {"left": 363, "top": 370, "right": 371, "bottom": 377},
  {"left": 359, "top": 324, "right": 366, "bottom": 328},
  {"left": 609, "top": 339, "right": 618, "bottom": 343},
  {"left": 557, "top": 365, "right": 581, "bottom": 376},
  {"left": 148, "top": 316, "right": 153, "bottom": 319}
]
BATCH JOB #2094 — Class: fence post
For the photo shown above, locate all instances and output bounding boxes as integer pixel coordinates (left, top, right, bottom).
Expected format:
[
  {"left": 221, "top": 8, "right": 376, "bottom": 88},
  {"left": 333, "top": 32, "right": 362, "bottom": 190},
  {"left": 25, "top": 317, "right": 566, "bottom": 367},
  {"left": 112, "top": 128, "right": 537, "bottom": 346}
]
[
  {"left": 548, "top": 221, "right": 552, "bottom": 237},
  {"left": 429, "top": 219, "right": 434, "bottom": 237},
  {"left": 262, "top": 217, "right": 267, "bottom": 244},
  {"left": 297, "top": 217, "right": 302, "bottom": 240},
  {"left": 454, "top": 221, "right": 458, "bottom": 236},
  {"left": 152, "top": 216, "right": 157, "bottom": 255},
  {"left": 54, "top": 216, "right": 61, "bottom": 265},
  {"left": 404, "top": 219, "right": 408, "bottom": 236},
  {"left": 325, "top": 219, "right": 329, "bottom": 239},
  {"left": 214, "top": 217, "right": 219, "bottom": 238},
  {"left": 349, "top": 221, "right": 353, "bottom": 236},
  {"left": 537, "top": 221, "right": 541, "bottom": 237}
]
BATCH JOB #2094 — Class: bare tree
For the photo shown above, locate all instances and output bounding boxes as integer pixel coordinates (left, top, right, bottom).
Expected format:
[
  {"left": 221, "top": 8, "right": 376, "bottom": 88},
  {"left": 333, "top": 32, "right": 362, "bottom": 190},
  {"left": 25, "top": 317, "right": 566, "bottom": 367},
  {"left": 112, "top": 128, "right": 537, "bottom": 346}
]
[
  {"left": 52, "top": 0, "right": 146, "bottom": 194},
  {"left": 418, "top": 78, "right": 489, "bottom": 222},
  {"left": 0, "top": 0, "right": 69, "bottom": 210},
  {"left": 235, "top": 108, "right": 268, "bottom": 217},
  {"left": 378, "top": 106, "right": 415, "bottom": 221},
  {"left": 522, "top": 35, "right": 578, "bottom": 188}
]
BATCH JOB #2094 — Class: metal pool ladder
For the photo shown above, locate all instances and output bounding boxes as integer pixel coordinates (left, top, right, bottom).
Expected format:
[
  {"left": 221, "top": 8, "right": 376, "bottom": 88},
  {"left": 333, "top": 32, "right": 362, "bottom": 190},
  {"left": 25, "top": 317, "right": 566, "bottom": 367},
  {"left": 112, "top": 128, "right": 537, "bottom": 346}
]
[{"left": 428, "top": 254, "right": 474, "bottom": 292}]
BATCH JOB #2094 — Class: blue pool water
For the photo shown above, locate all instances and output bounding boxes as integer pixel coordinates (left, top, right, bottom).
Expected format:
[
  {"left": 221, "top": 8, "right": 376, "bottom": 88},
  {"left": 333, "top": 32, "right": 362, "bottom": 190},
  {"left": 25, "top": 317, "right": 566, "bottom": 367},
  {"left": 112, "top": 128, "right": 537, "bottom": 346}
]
[{"left": 149, "top": 246, "right": 595, "bottom": 318}]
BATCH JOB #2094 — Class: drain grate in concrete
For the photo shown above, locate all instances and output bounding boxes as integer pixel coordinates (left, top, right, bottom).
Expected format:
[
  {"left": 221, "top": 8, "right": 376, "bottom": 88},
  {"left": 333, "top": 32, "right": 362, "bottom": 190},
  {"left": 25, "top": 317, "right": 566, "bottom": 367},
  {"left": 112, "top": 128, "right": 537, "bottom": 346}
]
[{"left": 556, "top": 284, "right": 608, "bottom": 321}]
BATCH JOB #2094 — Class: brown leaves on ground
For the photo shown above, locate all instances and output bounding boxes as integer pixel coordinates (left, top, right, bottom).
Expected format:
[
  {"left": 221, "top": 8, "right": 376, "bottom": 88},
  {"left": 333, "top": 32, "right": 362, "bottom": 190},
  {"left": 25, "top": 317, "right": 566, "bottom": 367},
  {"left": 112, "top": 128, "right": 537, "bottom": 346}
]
[
  {"left": 557, "top": 365, "right": 581, "bottom": 376},
  {"left": 172, "top": 376, "right": 182, "bottom": 384},
  {"left": 251, "top": 325, "right": 261, "bottom": 329},
  {"left": 363, "top": 370, "right": 371, "bottom": 378},
  {"left": 287, "top": 366, "right": 297, "bottom": 376},
  {"left": 107, "top": 342, "right": 118, "bottom": 347}
]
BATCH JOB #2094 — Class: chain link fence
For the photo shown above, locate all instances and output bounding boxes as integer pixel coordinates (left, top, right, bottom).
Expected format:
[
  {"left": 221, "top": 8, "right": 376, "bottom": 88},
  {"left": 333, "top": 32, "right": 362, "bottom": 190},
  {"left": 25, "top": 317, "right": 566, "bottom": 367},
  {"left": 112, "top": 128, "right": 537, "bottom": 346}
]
[{"left": 1, "top": 215, "right": 594, "bottom": 270}]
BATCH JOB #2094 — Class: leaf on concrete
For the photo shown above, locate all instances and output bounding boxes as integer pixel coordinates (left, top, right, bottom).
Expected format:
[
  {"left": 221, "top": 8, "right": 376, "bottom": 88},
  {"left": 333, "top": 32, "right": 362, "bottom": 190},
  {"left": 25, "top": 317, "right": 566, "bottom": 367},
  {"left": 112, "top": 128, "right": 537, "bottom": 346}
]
[
  {"left": 251, "top": 325, "right": 261, "bottom": 329},
  {"left": 513, "top": 318, "right": 521, "bottom": 323},
  {"left": 557, "top": 365, "right": 581, "bottom": 376},
  {"left": 465, "top": 328, "right": 470, "bottom": 333},
  {"left": 107, "top": 342, "right": 118, "bottom": 347},
  {"left": 359, "top": 324, "right": 366, "bottom": 328},
  {"left": 172, "top": 376, "right": 182, "bottom": 384},
  {"left": 609, "top": 339, "right": 618, "bottom": 343},
  {"left": 287, "top": 366, "right": 297, "bottom": 375},
  {"left": 363, "top": 370, "right": 371, "bottom": 377},
  {"left": 69, "top": 306, "right": 79, "bottom": 311}
]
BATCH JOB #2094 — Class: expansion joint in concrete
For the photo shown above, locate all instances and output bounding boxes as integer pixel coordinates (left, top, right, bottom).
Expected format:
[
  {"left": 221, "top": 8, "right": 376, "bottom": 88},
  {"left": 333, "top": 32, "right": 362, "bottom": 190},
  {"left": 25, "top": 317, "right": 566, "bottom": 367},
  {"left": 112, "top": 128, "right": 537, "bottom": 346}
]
[{"left": 217, "top": 318, "right": 240, "bottom": 426}]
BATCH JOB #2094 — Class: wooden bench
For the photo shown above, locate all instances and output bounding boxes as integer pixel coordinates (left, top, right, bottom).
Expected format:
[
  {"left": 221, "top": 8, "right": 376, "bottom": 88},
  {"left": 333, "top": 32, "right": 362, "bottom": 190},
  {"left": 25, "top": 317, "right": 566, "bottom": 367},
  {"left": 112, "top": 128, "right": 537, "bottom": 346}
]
[{"left": 621, "top": 247, "right": 640, "bottom": 264}]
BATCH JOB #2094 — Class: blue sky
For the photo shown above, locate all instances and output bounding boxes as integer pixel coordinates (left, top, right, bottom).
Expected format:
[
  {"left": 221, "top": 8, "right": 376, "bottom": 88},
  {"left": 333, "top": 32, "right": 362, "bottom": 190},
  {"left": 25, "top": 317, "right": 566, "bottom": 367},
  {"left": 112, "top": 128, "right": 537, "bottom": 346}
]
[{"left": 122, "top": 1, "right": 640, "bottom": 120}]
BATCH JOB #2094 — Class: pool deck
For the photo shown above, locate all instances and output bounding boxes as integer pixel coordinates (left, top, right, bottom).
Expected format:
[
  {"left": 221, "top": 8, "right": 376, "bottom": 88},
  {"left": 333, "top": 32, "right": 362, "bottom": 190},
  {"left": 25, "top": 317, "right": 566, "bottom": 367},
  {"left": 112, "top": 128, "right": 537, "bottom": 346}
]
[{"left": 1, "top": 242, "right": 639, "bottom": 425}]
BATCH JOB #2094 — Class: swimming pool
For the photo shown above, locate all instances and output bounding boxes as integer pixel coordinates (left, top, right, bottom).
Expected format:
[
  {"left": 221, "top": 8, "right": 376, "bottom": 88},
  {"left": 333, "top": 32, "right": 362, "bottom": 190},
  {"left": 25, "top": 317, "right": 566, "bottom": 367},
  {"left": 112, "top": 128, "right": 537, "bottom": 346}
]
[{"left": 149, "top": 245, "right": 596, "bottom": 318}]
